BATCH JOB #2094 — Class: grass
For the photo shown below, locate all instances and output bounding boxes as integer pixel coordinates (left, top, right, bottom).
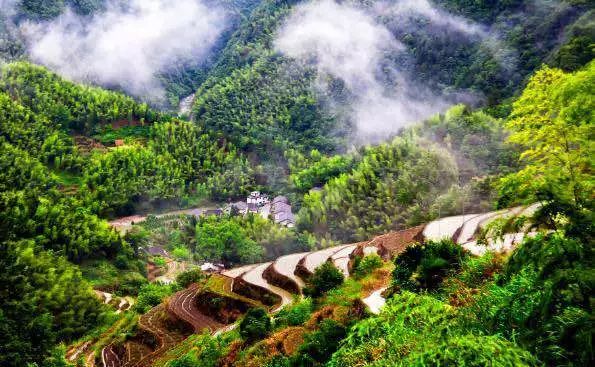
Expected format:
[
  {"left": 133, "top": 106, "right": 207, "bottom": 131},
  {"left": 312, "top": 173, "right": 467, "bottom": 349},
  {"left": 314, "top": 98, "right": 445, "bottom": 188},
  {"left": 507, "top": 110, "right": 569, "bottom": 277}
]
[
  {"left": 322, "top": 261, "right": 393, "bottom": 308},
  {"left": 51, "top": 168, "right": 83, "bottom": 186}
]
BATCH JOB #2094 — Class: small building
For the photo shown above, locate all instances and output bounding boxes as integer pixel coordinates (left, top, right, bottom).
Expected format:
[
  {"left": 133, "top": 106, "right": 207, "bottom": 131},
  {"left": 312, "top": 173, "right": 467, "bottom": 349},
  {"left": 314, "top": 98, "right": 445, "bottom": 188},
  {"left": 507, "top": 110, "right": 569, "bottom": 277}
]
[
  {"left": 145, "top": 245, "right": 169, "bottom": 257},
  {"left": 200, "top": 262, "right": 224, "bottom": 273},
  {"left": 271, "top": 195, "right": 295, "bottom": 227},
  {"left": 274, "top": 211, "right": 295, "bottom": 228},
  {"left": 247, "top": 191, "right": 270, "bottom": 206},
  {"left": 272, "top": 195, "right": 289, "bottom": 205},
  {"left": 226, "top": 201, "right": 248, "bottom": 215},
  {"left": 247, "top": 202, "right": 258, "bottom": 214},
  {"left": 203, "top": 209, "right": 223, "bottom": 217}
]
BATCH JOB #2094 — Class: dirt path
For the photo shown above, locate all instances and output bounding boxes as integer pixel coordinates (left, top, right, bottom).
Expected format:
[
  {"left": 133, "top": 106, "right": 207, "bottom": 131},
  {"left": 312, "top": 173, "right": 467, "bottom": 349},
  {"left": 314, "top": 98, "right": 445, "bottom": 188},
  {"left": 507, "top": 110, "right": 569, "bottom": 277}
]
[
  {"left": 242, "top": 262, "right": 294, "bottom": 311},
  {"left": 154, "top": 260, "right": 187, "bottom": 284},
  {"left": 108, "top": 206, "right": 215, "bottom": 232},
  {"left": 272, "top": 252, "right": 310, "bottom": 289}
]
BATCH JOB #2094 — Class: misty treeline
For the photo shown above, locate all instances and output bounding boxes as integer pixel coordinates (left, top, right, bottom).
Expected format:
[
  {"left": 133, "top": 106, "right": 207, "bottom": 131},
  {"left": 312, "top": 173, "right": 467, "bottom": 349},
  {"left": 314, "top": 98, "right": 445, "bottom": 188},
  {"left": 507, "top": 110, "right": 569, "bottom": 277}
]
[{"left": 295, "top": 104, "right": 514, "bottom": 242}]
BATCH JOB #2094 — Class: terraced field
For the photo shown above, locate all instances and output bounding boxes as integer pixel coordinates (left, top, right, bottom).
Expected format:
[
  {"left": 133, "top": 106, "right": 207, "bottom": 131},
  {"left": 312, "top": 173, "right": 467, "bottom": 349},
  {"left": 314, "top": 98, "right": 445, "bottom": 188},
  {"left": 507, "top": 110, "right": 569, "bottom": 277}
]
[
  {"left": 331, "top": 244, "right": 359, "bottom": 277},
  {"left": 93, "top": 204, "right": 539, "bottom": 367},
  {"left": 271, "top": 252, "right": 310, "bottom": 290},
  {"left": 167, "top": 283, "right": 223, "bottom": 333},
  {"left": 242, "top": 262, "right": 294, "bottom": 310},
  {"left": 301, "top": 245, "right": 348, "bottom": 274}
]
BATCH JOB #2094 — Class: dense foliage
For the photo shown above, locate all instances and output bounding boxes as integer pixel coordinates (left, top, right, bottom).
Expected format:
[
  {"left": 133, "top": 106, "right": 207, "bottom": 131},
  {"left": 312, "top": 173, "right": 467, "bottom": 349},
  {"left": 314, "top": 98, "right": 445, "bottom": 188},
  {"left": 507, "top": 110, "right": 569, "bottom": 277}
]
[
  {"left": 499, "top": 61, "right": 594, "bottom": 209},
  {"left": 0, "top": 241, "right": 106, "bottom": 367},
  {"left": 391, "top": 240, "right": 469, "bottom": 293},
  {"left": 240, "top": 307, "right": 272, "bottom": 342},
  {"left": 0, "top": 1, "right": 592, "bottom": 366},
  {"left": 303, "top": 262, "right": 345, "bottom": 298}
]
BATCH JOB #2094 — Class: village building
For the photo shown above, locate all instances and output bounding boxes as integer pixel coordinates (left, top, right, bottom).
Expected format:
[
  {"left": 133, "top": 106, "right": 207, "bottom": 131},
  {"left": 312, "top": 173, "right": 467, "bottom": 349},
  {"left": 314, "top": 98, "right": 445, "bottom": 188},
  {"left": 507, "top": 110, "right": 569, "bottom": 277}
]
[
  {"left": 270, "top": 195, "right": 295, "bottom": 227},
  {"left": 225, "top": 192, "right": 295, "bottom": 227},
  {"left": 199, "top": 262, "right": 224, "bottom": 273},
  {"left": 225, "top": 201, "right": 248, "bottom": 215}
]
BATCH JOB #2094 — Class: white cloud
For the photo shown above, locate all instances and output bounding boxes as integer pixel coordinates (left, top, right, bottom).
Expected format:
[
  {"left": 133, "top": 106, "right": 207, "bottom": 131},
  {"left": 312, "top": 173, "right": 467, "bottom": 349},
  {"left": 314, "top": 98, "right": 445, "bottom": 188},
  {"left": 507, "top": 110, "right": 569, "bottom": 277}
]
[
  {"left": 22, "top": 0, "right": 227, "bottom": 101},
  {"left": 275, "top": 0, "right": 449, "bottom": 139},
  {"left": 375, "top": 0, "right": 487, "bottom": 37}
]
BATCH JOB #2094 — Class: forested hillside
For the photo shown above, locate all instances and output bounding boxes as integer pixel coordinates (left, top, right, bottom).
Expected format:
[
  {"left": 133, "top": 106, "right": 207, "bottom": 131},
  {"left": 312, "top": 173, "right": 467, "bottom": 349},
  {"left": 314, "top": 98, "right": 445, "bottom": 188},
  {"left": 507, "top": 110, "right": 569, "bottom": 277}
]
[{"left": 0, "top": 0, "right": 593, "bottom": 366}]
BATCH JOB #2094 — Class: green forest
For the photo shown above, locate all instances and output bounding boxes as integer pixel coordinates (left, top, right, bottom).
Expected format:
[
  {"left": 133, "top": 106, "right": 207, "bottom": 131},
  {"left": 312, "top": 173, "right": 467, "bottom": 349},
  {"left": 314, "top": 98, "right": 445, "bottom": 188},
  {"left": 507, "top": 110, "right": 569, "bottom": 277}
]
[{"left": 0, "top": 0, "right": 593, "bottom": 366}]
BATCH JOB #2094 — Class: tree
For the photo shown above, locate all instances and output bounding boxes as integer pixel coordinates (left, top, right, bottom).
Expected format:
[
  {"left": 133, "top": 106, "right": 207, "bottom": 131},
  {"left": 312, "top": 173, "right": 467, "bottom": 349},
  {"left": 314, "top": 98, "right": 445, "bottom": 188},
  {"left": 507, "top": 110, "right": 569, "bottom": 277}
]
[
  {"left": 500, "top": 63, "right": 594, "bottom": 209},
  {"left": 239, "top": 308, "right": 271, "bottom": 342},
  {"left": 0, "top": 241, "right": 105, "bottom": 366},
  {"left": 176, "top": 268, "right": 205, "bottom": 288},
  {"left": 304, "top": 262, "right": 344, "bottom": 298}
]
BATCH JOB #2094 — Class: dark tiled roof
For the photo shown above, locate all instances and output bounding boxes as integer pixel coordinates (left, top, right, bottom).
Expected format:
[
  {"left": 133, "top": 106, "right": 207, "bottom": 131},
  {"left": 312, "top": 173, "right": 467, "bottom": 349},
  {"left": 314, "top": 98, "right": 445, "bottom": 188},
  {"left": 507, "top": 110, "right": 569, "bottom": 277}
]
[
  {"left": 272, "top": 202, "right": 292, "bottom": 214},
  {"left": 272, "top": 195, "right": 289, "bottom": 204},
  {"left": 145, "top": 246, "right": 168, "bottom": 256},
  {"left": 204, "top": 209, "right": 223, "bottom": 216}
]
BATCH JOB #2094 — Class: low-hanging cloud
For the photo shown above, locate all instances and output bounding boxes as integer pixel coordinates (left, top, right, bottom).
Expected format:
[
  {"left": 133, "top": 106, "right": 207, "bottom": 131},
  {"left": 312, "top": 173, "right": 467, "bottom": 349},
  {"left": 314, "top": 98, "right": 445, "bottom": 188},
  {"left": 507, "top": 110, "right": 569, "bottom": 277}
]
[
  {"left": 21, "top": 0, "right": 227, "bottom": 101},
  {"left": 274, "top": 0, "right": 451, "bottom": 140},
  {"left": 375, "top": 0, "right": 488, "bottom": 37}
]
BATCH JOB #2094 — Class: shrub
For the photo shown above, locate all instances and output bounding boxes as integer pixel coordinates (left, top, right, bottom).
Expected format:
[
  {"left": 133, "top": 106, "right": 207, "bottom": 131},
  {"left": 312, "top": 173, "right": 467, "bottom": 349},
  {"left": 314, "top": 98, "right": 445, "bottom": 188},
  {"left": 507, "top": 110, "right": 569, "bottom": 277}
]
[
  {"left": 303, "top": 262, "right": 344, "bottom": 298},
  {"left": 274, "top": 298, "right": 313, "bottom": 328},
  {"left": 117, "top": 271, "right": 148, "bottom": 296},
  {"left": 176, "top": 268, "right": 205, "bottom": 288},
  {"left": 152, "top": 256, "right": 167, "bottom": 267},
  {"left": 171, "top": 246, "right": 191, "bottom": 261},
  {"left": 402, "top": 334, "right": 538, "bottom": 367},
  {"left": 353, "top": 254, "right": 383, "bottom": 278},
  {"left": 472, "top": 232, "right": 594, "bottom": 365},
  {"left": 240, "top": 308, "right": 271, "bottom": 342},
  {"left": 292, "top": 319, "right": 347, "bottom": 365},
  {"left": 391, "top": 240, "right": 468, "bottom": 293},
  {"left": 134, "top": 283, "right": 175, "bottom": 313}
]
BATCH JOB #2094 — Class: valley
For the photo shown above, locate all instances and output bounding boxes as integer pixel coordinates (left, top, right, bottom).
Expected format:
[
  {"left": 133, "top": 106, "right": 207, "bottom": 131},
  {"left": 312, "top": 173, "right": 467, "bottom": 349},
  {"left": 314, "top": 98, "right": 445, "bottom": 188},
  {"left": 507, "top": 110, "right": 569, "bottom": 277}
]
[{"left": 0, "top": 1, "right": 592, "bottom": 366}]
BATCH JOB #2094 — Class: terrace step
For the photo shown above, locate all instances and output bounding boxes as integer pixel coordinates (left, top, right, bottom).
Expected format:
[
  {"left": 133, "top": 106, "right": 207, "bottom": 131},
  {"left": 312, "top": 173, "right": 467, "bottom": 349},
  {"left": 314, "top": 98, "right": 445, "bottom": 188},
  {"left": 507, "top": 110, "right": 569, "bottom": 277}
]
[{"left": 242, "top": 262, "right": 294, "bottom": 311}]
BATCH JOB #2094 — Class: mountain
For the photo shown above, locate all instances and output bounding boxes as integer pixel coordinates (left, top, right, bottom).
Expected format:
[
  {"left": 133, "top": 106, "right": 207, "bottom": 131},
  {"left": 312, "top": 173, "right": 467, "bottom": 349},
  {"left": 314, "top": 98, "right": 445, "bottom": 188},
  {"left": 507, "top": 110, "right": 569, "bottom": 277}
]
[{"left": 0, "top": 0, "right": 592, "bottom": 366}]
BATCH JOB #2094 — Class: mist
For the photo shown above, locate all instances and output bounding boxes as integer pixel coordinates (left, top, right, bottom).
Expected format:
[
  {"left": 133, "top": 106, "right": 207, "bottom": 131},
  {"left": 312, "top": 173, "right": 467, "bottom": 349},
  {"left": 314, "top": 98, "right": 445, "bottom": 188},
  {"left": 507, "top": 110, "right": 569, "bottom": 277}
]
[
  {"left": 274, "top": 0, "right": 501, "bottom": 141},
  {"left": 21, "top": 0, "right": 227, "bottom": 101}
]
